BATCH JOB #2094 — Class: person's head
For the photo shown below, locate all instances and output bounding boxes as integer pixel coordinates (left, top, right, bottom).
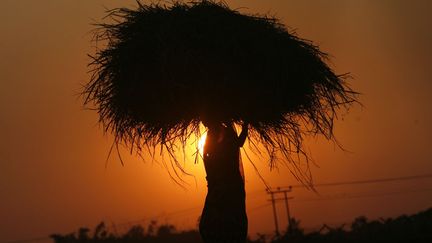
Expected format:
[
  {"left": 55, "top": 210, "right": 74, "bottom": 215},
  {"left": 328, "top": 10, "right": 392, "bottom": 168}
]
[
  {"left": 201, "top": 115, "right": 226, "bottom": 133},
  {"left": 202, "top": 119, "right": 221, "bottom": 131}
]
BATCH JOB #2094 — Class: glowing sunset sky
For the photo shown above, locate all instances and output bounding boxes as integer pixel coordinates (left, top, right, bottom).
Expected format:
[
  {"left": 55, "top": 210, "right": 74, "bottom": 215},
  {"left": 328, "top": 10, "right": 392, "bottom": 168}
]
[{"left": 1, "top": 0, "right": 431, "bottom": 242}]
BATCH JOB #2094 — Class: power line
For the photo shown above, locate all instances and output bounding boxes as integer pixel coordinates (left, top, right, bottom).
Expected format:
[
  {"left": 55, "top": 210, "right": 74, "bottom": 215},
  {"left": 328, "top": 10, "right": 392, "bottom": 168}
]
[
  {"left": 248, "top": 202, "right": 272, "bottom": 213},
  {"left": 7, "top": 174, "right": 431, "bottom": 243},
  {"left": 281, "top": 173, "right": 432, "bottom": 189},
  {"left": 257, "top": 174, "right": 432, "bottom": 237},
  {"left": 107, "top": 174, "right": 432, "bottom": 229},
  {"left": 292, "top": 187, "right": 432, "bottom": 203}
]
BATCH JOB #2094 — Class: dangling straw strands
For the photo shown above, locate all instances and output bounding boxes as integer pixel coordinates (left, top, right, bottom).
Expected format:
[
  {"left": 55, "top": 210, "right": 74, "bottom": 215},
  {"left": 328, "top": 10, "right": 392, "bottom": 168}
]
[{"left": 83, "top": 0, "right": 358, "bottom": 183}]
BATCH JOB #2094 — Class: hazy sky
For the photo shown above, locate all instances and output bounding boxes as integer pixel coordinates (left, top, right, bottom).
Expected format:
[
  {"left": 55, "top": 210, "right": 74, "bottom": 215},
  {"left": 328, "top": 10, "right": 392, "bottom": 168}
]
[{"left": 1, "top": 0, "right": 431, "bottom": 242}]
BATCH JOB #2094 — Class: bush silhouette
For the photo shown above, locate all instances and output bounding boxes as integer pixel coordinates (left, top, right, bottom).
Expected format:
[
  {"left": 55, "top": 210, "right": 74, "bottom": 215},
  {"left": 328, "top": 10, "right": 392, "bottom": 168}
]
[{"left": 51, "top": 208, "right": 432, "bottom": 243}]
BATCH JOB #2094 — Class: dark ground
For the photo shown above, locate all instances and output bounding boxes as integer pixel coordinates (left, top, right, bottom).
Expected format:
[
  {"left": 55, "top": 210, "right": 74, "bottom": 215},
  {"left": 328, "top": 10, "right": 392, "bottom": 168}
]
[{"left": 51, "top": 207, "right": 432, "bottom": 243}]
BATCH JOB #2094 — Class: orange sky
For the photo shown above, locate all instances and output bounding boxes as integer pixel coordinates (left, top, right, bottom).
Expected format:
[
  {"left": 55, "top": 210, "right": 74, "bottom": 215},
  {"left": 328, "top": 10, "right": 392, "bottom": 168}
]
[{"left": 1, "top": 0, "right": 432, "bottom": 242}]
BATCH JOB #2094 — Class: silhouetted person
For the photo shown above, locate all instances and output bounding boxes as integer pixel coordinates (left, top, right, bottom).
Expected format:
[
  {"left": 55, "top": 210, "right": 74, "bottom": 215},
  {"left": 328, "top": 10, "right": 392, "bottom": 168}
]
[{"left": 199, "top": 121, "right": 248, "bottom": 243}]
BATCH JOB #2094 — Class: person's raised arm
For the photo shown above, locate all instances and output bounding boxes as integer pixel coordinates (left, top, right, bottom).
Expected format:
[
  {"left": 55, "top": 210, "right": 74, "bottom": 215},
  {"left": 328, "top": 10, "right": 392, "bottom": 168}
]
[{"left": 238, "top": 122, "right": 248, "bottom": 147}]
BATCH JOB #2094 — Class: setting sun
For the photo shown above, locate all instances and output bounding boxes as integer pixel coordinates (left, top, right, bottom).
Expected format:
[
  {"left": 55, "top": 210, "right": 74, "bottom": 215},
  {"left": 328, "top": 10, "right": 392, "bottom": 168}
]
[
  {"left": 3, "top": 1, "right": 432, "bottom": 243},
  {"left": 198, "top": 132, "right": 207, "bottom": 156}
]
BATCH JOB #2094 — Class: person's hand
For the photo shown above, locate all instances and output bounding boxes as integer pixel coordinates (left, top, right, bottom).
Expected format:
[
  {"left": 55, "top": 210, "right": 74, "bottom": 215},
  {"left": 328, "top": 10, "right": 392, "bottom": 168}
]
[
  {"left": 238, "top": 122, "right": 248, "bottom": 147},
  {"left": 242, "top": 121, "right": 249, "bottom": 130}
]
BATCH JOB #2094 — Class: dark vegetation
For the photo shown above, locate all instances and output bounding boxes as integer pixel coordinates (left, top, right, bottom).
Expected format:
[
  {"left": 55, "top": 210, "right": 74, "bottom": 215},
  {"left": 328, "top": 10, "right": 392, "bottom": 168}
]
[
  {"left": 51, "top": 207, "right": 432, "bottom": 243},
  {"left": 51, "top": 221, "right": 201, "bottom": 243}
]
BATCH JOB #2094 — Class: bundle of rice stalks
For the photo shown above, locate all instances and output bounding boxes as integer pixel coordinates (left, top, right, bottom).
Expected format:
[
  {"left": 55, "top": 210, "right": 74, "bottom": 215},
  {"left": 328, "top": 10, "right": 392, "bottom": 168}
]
[{"left": 83, "top": 0, "right": 357, "bottom": 182}]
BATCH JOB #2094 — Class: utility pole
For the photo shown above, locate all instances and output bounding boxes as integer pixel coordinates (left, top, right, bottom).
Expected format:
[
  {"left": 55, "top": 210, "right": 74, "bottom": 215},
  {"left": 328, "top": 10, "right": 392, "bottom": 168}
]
[
  {"left": 269, "top": 190, "right": 280, "bottom": 236},
  {"left": 267, "top": 186, "right": 294, "bottom": 235}
]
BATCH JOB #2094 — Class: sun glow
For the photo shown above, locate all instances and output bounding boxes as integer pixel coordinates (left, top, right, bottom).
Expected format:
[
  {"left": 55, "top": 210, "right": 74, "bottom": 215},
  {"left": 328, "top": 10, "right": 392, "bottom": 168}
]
[{"left": 198, "top": 132, "right": 207, "bottom": 156}]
